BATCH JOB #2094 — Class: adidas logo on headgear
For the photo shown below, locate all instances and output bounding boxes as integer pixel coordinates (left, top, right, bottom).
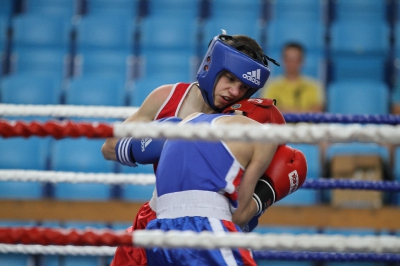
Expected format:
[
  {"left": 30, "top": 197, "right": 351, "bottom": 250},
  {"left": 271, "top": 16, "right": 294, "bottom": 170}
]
[{"left": 242, "top": 69, "right": 261, "bottom": 86}]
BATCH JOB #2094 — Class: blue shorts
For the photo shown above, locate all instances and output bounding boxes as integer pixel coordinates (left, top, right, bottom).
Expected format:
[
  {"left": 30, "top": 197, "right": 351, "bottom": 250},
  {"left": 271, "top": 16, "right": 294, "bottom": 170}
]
[{"left": 145, "top": 216, "right": 256, "bottom": 266}]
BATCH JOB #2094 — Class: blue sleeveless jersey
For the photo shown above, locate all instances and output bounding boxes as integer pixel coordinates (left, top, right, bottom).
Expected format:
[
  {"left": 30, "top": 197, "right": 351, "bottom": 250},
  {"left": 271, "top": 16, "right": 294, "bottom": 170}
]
[
  {"left": 155, "top": 113, "right": 244, "bottom": 209},
  {"left": 147, "top": 113, "right": 258, "bottom": 266}
]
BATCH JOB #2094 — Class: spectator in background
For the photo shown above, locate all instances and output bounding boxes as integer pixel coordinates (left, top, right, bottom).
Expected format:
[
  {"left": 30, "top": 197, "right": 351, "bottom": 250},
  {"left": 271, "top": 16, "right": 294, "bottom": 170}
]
[{"left": 262, "top": 42, "right": 324, "bottom": 113}]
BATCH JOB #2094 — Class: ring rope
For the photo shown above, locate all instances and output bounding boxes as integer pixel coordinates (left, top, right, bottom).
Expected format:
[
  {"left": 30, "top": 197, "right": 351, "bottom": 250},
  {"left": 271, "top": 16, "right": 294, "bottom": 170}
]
[
  {"left": 1, "top": 119, "right": 400, "bottom": 144},
  {"left": 2, "top": 104, "right": 400, "bottom": 125},
  {"left": 0, "top": 104, "right": 138, "bottom": 119},
  {"left": 0, "top": 170, "right": 155, "bottom": 185},
  {"left": 284, "top": 113, "right": 400, "bottom": 125},
  {"left": 253, "top": 250, "right": 400, "bottom": 262},
  {"left": 0, "top": 244, "right": 399, "bottom": 263},
  {"left": 0, "top": 244, "right": 116, "bottom": 256},
  {"left": 1, "top": 227, "right": 400, "bottom": 253},
  {"left": 0, "top": 169, "right": 399, "bottom": 191}
]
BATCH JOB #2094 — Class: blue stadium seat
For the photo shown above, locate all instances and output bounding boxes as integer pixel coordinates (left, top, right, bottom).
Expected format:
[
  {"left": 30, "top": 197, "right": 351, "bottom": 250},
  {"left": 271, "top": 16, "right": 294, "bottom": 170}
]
[
  {"left": 12, "top": 14, "right": 71, "bottom": 49},
  {"left": 0, "top": 137, "right": 49, "bottom": 199},
  {"left": 14, "top": 48, "right": 67, "bottom": 78},
  {"left": 11, "top": 14, "right": 71, "bottom": 79},
  {"left": 64, "top": 76, "right": 127, "bottom": 106},
  {"left": 148, "top": 0, "right": 198, "bottom": 17},
  {"left": 266, "top": 19, "right": 324, "bottom": 53},
  {"left": 327, "top": 79, "right": 389, "bottom": 115},
  {"left": 287, "top": 143, "right": 321, "bottom": 179},
  {"left": 209, "top": 0, "right": 261, "bottom": 19},
  {"left": 395, "top": 147, "right": 400, "bottom": 182},
  {"left": 202, "top": 0, "right": 261, "bottom": 43},
  {"left": 203, "top": 16, "right": 261, "bottom": 47},
  {"left": 1, "top": 73, "right": 62, "bottom": 104},
  {"left": 0, "top": 246, "right": 35, "bottom": 264},
  {"left": 0, "top": 0, "right": 12, "bottom": 18},
  {"left": 395, "top": 21, "right": 400, "bottom": 54},
  {"left": 51, "top": 138, "right": 115, "bottom": 201},
  {"left": 76, "top": 50, "right": 131, "bottom": 79},
  {"left": 331, "top": 20, "right": 390, "bottom": 55},
  {"left": 0, "top": 15, "right": 8, "bottom": 54},
  {"left": 269, "top": 0, "right": 324, "bottom": 21},
  {"left": 86, "top": 0, "right": 137, "bottom": 17},
  {"left": 0, "top": 137, "right": 50, "bottom": 170},
  {"left": 331, "top": 55, "right": 387, "bottom": 81},
  {"left": 141, "top": 16, "right": 197, "bottom": 53},
  {"left": 392, "top": 147, "right": 400, "bottom": 205},
  {"left": 269, "top": 143, "right": 321, "bottom": 206},
  {"left": 139, "top": 49, "right": 194, "bottom": 84},
  {"left": 76, "top": 14, "right": 134, "bottom": 52},
  {"left": 25, "top": 0, "right": 76, "bottom": 17},
  {"left": 130, "top": 73, "right": 192, "bottom": 107},
  {"left": 120, "top": 164, "right": 156, "bottom": 202},
  {"left": 332, "top": 0, "right": 387, "bottom": 21},
  {"left": 275, "top": 188, "right": 318, "bottom": 206},
  {"left": 326, "top": 143, "right": 390, "bottom": 164},
  {"left": 330, "top": 19, "right": 390, "bottom": 82}
]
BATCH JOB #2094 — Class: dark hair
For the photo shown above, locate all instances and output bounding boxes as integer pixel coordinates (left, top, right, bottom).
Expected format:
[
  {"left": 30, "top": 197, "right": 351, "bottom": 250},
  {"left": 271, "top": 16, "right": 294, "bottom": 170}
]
[
  {"left": 220, "top": 34, "right": 279, "bottom": 66},
  {"left": 283, "top": 42, "right": 305, "bottom": 55},
  {"left": 227, "top": 35, "right": 264, "bottom": 61}
]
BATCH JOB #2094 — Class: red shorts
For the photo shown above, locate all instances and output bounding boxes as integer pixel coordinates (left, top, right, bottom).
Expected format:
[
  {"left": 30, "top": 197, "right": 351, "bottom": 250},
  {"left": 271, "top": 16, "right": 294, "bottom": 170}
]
[{"left": 110, "top": 202, "right": 156, "bottom": 266}]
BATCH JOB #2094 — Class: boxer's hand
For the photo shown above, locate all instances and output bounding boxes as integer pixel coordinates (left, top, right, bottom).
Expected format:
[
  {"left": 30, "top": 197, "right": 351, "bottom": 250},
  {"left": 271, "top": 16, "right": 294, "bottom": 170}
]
[
  {"left": 131, "top": 117, "right": 182, "bottom": 164},
  {"left": 252, "top": 145, "right": 308, "bottom": 216},
  {"left": 115, "top": 117, "right": 182, "bottom": 166}
]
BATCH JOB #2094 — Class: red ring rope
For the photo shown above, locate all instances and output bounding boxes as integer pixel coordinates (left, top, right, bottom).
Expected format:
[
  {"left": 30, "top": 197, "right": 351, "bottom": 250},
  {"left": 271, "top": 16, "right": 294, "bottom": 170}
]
[
  {"left": 0, "top": 120, "right": 113, "bottom": 139},
  {"left": 0, "top": 227, "right": 132, "bottom": 246}
]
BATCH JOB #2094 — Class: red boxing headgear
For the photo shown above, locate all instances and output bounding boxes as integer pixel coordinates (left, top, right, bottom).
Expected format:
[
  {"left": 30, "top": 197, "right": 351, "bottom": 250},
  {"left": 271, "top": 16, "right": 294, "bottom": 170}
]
[{"left": 222, "top": 98, "right": 286, "bottom": 124}]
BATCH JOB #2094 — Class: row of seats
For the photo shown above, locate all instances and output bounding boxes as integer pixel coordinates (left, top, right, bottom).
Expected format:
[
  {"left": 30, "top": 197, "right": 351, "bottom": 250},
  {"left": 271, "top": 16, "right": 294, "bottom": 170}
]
[
  {"left": 1, "top": 136, "right": 399, "bottom": 206},
  {"left": 0, "top": 0, "right": 397, "bottom": 81}
]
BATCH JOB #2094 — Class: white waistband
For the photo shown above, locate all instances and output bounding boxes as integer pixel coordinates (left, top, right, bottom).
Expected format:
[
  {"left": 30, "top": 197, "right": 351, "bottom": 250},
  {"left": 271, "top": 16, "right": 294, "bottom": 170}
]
[
  {"left": 156, "top": 190, "right": 232, "bottom": 221},
  {"left": 149, "top": 188, "right": 157, "bottom": 211}
]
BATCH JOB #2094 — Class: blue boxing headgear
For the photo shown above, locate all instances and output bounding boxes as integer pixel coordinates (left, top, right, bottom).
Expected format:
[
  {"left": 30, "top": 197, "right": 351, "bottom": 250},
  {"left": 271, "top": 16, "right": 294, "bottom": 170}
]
[{"left": 197, "top": 34, "right": 279, "bottom": 112}]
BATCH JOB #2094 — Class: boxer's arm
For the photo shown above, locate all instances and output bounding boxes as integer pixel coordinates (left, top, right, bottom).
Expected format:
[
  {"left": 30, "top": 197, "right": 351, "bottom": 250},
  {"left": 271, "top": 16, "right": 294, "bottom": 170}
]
[
  {"left": 232, "top": 141, "right": 277, "bottom": 228},
  {"left": 243, "top": 145, "right": 308, "bottom": 232},
  {"left": 101, "top": 84, "right": 174, "bottom": 161}
]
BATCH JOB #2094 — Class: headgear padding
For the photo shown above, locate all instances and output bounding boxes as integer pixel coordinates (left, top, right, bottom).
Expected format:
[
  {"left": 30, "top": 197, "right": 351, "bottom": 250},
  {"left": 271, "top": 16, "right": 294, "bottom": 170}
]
[
  {"left": 197, "top": 35, "right": 271, "bottom": 112},
  {"left": 223, "top": 98, "right": 286, "bottom": 124}
]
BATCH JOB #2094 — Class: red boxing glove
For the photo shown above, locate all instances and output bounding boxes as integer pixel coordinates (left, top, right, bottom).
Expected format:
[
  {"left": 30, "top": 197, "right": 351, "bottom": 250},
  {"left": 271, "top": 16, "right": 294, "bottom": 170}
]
[{"left": 252, "top": 145, "right": 308, "bottom": 215}]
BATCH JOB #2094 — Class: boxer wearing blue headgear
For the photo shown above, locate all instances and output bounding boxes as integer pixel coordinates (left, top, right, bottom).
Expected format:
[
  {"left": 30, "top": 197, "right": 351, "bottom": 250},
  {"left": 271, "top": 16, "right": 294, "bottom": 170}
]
[{"left": 197, "top": 34, "right": 279, "bottom": 112}]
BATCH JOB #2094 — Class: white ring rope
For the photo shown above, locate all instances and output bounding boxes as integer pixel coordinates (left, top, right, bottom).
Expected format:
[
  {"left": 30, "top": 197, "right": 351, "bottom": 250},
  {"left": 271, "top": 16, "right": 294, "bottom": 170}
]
[
  {"left": 1, "top": 232, "right": 399, "bottom": 254},
  {"left": 0, "top": 244, "right": 116, "bottom": 256},
  {"left": 0, "top": 104, "right": 137, "bottom": 119},
  {"left": 113, "top": 122, "right": 400, "bottom": 144},
  {"left": 0, "top": 170, "right": 155, "bottom": 185},
  {"left": 131, "top": 230, "right": 400, "bottom": 253},
  {"left": 2, "top": 103, "right": 400, "bottom": 144}
]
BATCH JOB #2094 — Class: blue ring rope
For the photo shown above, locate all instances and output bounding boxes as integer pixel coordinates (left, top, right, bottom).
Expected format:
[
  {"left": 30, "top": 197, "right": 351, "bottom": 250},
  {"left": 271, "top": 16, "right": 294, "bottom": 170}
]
[
  {"left": 283, "top": 113, "right": 400, "bottom": 125},
  {"left": 302, "top": 179, "right": 400, "bottom": 192},
  {"left": 253, "top": 251, "right": 400, "bottom": 262}
]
